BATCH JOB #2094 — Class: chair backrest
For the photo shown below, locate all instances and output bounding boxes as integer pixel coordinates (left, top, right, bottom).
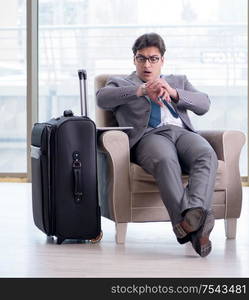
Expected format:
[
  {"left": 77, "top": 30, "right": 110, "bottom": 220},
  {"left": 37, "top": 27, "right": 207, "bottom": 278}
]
[{"left": 94, "top": 74, "right": 126, "bottom": 127}]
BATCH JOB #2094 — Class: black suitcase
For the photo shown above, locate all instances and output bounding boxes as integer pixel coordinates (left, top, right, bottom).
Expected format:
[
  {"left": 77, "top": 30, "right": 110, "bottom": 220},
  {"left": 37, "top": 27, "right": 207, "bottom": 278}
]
[{"left": 31, "top": 69, "right": 102, "bottom": 244}]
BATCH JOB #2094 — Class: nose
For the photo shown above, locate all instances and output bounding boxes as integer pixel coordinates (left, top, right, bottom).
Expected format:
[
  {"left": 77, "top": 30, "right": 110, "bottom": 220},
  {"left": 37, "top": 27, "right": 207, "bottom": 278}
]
[{"left": 144, "top": 59, "right": 151, "bottom": 67}]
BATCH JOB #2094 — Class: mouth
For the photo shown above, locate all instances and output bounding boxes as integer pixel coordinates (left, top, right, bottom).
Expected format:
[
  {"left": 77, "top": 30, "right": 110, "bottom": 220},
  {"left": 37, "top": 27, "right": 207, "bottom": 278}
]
[{"left": 143, "top": 70, "right": 152, "bottom": 76}]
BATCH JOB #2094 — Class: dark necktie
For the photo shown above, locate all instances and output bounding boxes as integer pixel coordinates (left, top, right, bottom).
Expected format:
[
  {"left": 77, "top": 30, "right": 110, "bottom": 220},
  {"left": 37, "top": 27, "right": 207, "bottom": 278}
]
[
  {"left": 148, "top": 100, "right": 161, "bottom": 128},
  {"left": 148, "top": 98, "right": 179, "bottom": 128},
  {"left": 162, "top": 100, "right": 179, "bottom": 119}
]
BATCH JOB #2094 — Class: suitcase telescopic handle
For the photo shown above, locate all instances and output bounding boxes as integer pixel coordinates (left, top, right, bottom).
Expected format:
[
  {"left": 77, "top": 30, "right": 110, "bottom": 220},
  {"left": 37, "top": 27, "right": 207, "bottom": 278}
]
[
  {"left": 78, "top": 69, "right": 87, "bottom": 80},
  {"left": 78, "top": 69, "right": 88, "bottom": 117}
]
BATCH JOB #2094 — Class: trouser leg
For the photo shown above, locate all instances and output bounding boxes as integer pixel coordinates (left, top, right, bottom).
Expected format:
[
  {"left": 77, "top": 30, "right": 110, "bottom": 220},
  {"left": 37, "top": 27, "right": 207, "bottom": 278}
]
[
  {"left": 174, "top": 130, "right": 218, "bottom": 212},
  {"left": 132, "top": 125, "right": 218, "bottom": 230},
  {"left": 132, "top": 131, "right": 184, "bottom": 226}
]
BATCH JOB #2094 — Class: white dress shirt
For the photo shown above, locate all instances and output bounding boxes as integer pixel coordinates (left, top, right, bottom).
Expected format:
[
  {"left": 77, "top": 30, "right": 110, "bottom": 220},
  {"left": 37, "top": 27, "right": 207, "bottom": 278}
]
[{"left": 157, "top": 103, "right": 183, "bottom": 128}]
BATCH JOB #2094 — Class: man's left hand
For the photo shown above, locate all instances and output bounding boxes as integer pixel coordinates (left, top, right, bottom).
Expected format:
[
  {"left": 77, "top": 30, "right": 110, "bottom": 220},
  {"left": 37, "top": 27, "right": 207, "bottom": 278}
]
[{"left": 146, "top": 78, "right": 179, "bottom": 101}]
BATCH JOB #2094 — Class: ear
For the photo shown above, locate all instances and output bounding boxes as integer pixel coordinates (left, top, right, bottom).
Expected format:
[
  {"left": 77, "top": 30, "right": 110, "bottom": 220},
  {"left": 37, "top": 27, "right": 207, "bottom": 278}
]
[
  {"left": 133, "top": 56, "right": 136, "bottom": 66},
  {"left": 161, "top": 56, "right": 165, "bottom": 65}
]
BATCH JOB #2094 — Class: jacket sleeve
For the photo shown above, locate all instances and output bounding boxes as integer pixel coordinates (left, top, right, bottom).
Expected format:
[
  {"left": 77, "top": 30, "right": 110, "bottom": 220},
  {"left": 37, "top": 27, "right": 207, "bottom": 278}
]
[
  {"left": 96, "top": 77, "right": 139, "bottom": 110},
  {"left": 175, "top": 75, "right": 210, "bottom": 115}
]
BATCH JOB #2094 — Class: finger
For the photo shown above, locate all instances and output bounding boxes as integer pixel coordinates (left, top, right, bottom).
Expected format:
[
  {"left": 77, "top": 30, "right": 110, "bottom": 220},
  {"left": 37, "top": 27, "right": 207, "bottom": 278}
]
[
  {"left": 154, "top": 81, "right": 164, "bottom": 89},
  {"left": 159, "top": 87, "right": 170, "bottom": 100},
  {"left": 149, "top": 81, "right": 162, "bottom": 91},
  {"left": 159, "top": 79, "right": 171, "bottom": 93},
  {"left": 164, "top": 95, "right": 171, "bottom": 103},
  {"left": 159, "top": 78, "right": 169, "bottom": 88},
  {"left": 156, "top": 99, "right": 164, "bottom": 107},
  {"left": 158, "top": 87, "right": 166, "bottom": 98},
  {"left": 150, "top": 95, "right": 163, "bottom": 107},
  {"left": 165, "top": 94, "right": 171, "bottom": 103},
  {"left": 159, "top": 88, "right": 170, "bottom": 102},
  {"left": 146, "top": 89, "right": 157, "bottom": 99},
  {"left": 147, "top": 91, "right": 158, "bottom": 101},
  {"left": 154, "top": 84, "right": 164, "bottom": 95},
  {"left": 146, "top": 82, "right": 156, "bottom": 92},
  {"left": 145, "top": 80, "right": 154, "bottom": 88},
  {"left": 146, "top": 82, "right": 157, "bottom": 92}
]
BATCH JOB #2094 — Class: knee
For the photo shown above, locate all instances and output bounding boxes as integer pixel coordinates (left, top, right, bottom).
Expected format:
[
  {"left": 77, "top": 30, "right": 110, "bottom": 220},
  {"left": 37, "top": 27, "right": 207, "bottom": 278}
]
[{"left": 198, "top": 146, "right": 218, "bottom": 168}]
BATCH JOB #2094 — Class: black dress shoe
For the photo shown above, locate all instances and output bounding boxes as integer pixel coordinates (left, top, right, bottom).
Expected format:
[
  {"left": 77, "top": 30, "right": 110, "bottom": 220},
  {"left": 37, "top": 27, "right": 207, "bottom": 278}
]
[
  {"left": 177, "top": 233, "right": 191, "bottom": 244},
  {"left": 190, "top": 210, "right": 215, "bottom": 257}
]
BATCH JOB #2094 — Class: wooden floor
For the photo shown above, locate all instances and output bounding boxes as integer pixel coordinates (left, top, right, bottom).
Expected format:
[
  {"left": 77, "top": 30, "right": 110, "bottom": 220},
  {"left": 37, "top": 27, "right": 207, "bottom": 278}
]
[{"left": 0, "top": 182, "right": 248, "bottom": 278}]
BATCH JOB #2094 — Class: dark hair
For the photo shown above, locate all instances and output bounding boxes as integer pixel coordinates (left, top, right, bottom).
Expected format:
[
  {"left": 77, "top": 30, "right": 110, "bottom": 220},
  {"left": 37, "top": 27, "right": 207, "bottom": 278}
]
[{"left": 132, "top": 33, "right": 166, "bottom": 56}]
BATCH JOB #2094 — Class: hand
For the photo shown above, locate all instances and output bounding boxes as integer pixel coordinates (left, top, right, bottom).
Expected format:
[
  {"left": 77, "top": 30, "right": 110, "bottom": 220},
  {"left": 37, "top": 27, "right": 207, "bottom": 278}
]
[
  {"left": 145, "top": 80, "right": 170, "bottom": 105},
  {"left": 146, "top": 78, "right": 179, "bottom": 102},
  {"left": 136, "top": 83, "right": 167, "bottom": 106}
]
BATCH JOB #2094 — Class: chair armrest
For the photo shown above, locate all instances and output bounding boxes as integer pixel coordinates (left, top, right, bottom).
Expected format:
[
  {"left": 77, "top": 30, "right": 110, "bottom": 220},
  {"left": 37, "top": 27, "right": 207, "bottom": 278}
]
[
  {"left": 198, "top": 130, "right": 245, "bottom": 161},
  {"left": 97, "top": 130, "right": 131, "bottom": 222},
  {"left": 199, "top": 130, "right": 246, "bottom": 218}
]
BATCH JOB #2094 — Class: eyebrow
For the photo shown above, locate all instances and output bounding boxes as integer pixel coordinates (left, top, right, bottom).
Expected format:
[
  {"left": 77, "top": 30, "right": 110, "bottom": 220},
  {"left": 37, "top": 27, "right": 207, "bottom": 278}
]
[{"left": 136, "top": 54, "right": 160, "bottom": 57}]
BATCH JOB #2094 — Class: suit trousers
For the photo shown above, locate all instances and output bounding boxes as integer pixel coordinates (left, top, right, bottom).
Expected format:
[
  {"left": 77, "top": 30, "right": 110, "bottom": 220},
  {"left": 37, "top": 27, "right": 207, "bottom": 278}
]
[{"left": 131, "top": 124, "right": 218, "bottom": 228}]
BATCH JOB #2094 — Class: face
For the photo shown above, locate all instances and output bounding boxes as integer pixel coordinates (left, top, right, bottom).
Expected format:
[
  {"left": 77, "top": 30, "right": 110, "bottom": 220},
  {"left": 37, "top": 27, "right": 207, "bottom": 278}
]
[{"left": 134, "top": 46, "right": 164, "bottom": 82}]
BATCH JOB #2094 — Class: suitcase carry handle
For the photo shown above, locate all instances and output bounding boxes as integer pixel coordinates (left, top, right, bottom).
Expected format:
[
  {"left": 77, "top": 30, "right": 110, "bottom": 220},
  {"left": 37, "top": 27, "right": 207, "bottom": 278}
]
[
  {"left": 78, "top": 69, "right": 88, "bottom": 117},
  {"left": 72, "top": 152, "right": 83, "bottom": 203}
]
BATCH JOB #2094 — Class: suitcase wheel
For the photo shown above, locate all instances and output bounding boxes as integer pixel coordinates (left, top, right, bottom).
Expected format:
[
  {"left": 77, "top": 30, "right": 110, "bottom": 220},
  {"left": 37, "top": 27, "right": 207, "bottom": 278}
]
[
  {"left": 57, "top": 237, "right": 65, "bottom": 245},
  {"left": 90, "top": 231, "right": 103, "bottom": 244}
]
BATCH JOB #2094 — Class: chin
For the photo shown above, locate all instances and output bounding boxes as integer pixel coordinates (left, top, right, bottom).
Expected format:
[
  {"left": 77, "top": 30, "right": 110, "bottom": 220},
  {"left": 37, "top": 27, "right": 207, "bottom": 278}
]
[
  {"left": 142, "top": 75, "right": 153, "bottom": 82},
  {"left": 137, "top": 72, "right": 155, "bottom": 82}
]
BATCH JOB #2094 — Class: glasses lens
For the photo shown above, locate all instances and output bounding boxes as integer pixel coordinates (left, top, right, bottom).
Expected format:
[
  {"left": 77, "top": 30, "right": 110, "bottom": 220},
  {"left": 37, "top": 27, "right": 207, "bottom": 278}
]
[
  {"left": 149, "top": 56, "right": 160, "bottom": 63},
  {"left": 136, "top": 55, "right": 146, "bottom": 63}
]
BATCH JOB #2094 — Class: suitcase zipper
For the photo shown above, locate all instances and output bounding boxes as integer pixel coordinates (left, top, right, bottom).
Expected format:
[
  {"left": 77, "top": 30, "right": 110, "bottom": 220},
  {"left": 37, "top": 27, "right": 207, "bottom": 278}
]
[{"left": 46, "top": 125, "right": 55, "bottom": 235}]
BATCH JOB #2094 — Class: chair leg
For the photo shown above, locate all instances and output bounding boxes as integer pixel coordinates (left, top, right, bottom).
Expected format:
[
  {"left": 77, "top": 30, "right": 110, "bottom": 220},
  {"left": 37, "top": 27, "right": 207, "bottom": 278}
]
[
  {"left": 224, "top": 218, "right": 237, "bottom": 239},
  {"left": 115, "top": 222, "right": 128, "bottom": 244}
]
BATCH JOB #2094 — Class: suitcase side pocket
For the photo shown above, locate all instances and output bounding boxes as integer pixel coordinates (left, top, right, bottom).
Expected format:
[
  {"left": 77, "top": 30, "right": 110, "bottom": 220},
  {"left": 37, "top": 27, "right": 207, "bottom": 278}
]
[{"left": 31, "top": 145, "right": 47, "bottom": 233}]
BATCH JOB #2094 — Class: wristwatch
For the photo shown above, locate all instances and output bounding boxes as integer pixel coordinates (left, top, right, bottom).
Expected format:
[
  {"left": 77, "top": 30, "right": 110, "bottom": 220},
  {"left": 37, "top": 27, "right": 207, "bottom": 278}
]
[{"left": 141, "top": 83, "right": 147, "bottom": 96}]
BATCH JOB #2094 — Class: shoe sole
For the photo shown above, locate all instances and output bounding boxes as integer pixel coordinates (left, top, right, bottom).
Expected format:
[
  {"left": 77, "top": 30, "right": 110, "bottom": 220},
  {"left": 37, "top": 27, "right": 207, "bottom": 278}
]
[
  {"left": 177, "top": 234, "right": 191, "bottom": 244},
  {"left": 183, "top": 207, "right": 205, "bottom": 232},
  {"left": 175, "top": 208, "right": 205, "bottom": 243},
  {"left": 191, "top": 211, "right": 215, "bottom": 257}
]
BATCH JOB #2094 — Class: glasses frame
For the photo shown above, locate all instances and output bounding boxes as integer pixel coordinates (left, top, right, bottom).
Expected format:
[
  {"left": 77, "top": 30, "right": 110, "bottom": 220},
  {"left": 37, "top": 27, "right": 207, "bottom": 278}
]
[{"left": 135, "top": 55, "right": 161, "bottom": 64}]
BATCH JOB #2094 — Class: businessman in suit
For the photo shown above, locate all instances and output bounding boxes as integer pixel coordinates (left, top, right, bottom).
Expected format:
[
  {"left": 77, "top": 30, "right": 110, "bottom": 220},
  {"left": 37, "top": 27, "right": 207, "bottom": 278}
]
[{"left": 97, "top": 33, "right": 218, "bottom": 257}]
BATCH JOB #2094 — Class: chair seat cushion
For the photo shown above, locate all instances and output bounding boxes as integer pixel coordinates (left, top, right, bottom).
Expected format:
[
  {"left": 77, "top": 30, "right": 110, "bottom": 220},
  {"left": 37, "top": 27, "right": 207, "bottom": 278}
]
[{"left": 130, "top": 160, "right": 226, "bottom": 193}]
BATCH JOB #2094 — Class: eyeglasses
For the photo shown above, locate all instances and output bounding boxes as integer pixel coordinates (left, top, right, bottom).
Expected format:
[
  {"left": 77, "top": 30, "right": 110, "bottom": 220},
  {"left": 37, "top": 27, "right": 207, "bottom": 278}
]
[{"left": 135, "top": 55, "right": 161, "bottom": 64}]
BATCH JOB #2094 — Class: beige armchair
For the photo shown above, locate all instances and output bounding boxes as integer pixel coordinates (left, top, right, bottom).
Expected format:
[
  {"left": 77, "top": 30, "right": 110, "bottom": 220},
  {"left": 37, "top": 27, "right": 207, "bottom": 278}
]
[{"left": 95, "top": 74, "right": 246, "bottom": 244}]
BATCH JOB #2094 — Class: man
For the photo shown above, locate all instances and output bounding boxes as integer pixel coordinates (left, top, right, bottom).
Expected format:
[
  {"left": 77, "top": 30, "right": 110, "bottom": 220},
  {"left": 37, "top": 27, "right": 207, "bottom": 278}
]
[{"left": 96, "top": 33, "right": 218, "bottom": 257}]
